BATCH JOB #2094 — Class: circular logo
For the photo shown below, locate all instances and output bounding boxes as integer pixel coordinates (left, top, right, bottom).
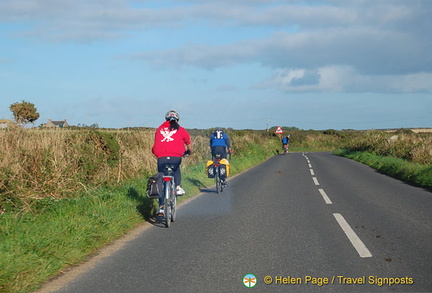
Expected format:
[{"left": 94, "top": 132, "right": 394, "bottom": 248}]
[{"left": 243, "top": 274, "right": 257, "bottom": 288}]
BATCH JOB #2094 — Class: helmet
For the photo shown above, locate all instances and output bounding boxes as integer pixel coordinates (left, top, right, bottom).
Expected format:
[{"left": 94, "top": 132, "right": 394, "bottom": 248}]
[{"left": 165, "top": 110, "right": 180, "bottom": 121}]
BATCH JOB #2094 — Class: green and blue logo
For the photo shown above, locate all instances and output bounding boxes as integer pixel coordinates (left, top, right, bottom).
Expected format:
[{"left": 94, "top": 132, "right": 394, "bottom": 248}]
[{"left": 243, "top": 274, "right": 257, "bottom": 288}]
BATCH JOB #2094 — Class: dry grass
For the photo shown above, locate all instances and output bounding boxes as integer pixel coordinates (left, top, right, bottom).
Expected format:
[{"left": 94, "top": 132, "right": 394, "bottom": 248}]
[
  {"left": 0, "top": 128, "right": 256, "bottom": 213},
  {"left": 341, "top": 130, "right": 432, "bottom": 165},
  {"left": 0, "top": 129, "right": 158, "bottom": 212}
]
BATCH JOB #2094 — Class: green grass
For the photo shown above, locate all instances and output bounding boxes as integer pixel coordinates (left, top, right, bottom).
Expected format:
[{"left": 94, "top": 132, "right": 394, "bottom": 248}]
[
  {"left": 0, "top": 137, "right": 280, "bottom": 293},
  {"left": 0, "top": 185, "right": 149, "bottom": 293},
  {"left": 334, "top": 149, "right": 432, "bottom": 190}
]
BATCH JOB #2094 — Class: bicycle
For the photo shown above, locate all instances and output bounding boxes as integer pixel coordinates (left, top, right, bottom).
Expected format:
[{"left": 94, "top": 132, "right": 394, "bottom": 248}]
[
  {"left": 157, "top": 151, "right": 190, "bottom": 228},
  {"left": 213, "top": 154, "right": 227, "bottom": 194},
  {"left": 157, "top": 164, "right": 177, "bottom": 228},
  {"left": 282, "top": 144, "right": 289, "bottom": 154}
]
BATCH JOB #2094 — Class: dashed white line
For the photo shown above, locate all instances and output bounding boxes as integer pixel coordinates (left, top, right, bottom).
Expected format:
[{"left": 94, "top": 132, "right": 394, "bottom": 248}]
[
  {"left": 318, "top": 189, "right": 332, "bottom": 204},
  {"left": 333, "top": 213, "right": 373, "bottom": 258},
  {"left": 303, "top": 155, "right": 372, "bottom": 258}
]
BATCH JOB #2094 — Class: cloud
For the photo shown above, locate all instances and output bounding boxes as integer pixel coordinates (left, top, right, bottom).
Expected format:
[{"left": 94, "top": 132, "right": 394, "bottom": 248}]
[
  {"left": 2, "top": 0, "right": 430, "bottom": 41},
  {"left": 2, "top": 0, "right": 431, "bottom": 93},
  {"left": 254, "top": 66, "right": 432, "bottom": 93},
  {"left": 129, "top": 25, "right": 431, "bottom": 74}
]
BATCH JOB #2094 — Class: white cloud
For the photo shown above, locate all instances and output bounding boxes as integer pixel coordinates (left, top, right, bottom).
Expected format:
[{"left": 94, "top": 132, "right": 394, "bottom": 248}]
[
  {"left": 2, "top": 0, "right": 431, "bottom": 93},
  {"left": 255, "top": 66, "right": 432, "bottom": 93}
]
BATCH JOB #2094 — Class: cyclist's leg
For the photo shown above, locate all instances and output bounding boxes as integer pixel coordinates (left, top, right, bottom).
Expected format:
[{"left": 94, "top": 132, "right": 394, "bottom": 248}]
[
  {"left": 169, "top": 157, "right": 181, "bottom": 184},
  {"left": 156, "top": 157, "right": 169, "bottom": 214}
]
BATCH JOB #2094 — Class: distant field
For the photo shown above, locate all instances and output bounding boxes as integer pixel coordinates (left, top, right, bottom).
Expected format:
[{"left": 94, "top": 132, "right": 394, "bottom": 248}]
[
  {"left": 384, "top": 128, "right": 432, "bottom": 133},
  {"left": 411, "top": 128, "right": 432, "bottom": 133}
]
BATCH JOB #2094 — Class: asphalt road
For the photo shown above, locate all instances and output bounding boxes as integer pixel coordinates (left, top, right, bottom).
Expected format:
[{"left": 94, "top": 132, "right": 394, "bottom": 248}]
[{"left": 38, "top": 152, "right": 432, "bottom": 292}]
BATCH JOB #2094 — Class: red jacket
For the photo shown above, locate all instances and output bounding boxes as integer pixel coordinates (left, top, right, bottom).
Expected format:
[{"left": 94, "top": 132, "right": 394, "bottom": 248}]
[{"left": 152, "top": 121, "right": 191, "bottom": 158}]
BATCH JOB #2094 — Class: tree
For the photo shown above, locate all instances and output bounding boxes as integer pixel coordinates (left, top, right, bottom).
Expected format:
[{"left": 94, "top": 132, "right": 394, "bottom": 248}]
[{"left": 9, "top": 100, "right": 40, "bottom": 126}]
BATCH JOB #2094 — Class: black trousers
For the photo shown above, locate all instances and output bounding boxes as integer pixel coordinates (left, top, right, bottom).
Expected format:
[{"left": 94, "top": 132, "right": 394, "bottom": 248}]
[
  {"left": 211, "top": 145, "right": 228, "bottom": 160},
  {"left": 157, "top": 156, "right": 182, "bottom": 186}
]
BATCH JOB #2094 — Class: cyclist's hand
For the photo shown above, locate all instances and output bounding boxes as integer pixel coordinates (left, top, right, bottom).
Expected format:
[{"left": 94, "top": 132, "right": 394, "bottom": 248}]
[{"left": 184, "top": 150, "right": 192, "bottom": 156}]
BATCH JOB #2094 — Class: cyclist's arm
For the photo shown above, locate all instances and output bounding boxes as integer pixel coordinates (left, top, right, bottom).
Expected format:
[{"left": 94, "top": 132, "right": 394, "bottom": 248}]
[
  {"left": 224, "top": 134, "right": 231, "bottom": 148},
  {"left": 185, "top": 144, "right": 193, "bottom": 155}
]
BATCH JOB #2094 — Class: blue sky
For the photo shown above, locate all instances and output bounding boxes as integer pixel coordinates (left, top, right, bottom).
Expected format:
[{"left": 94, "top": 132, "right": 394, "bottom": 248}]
[{"left": 1, "top": 0, "right": 431, "bottom": 130}]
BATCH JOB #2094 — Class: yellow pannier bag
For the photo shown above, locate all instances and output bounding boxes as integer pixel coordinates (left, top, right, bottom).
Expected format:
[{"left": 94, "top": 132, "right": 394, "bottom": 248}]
[
  {"left": 206, "top": 160, "right": 215, "bottom": 178},
  {"left": 220, "top": 158, "right": 230, "bottom": 177}
]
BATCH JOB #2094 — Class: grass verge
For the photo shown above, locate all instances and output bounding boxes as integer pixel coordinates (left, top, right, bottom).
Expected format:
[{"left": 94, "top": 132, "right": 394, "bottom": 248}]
[
  {"left": 334, "top": 149, "right": 432, "bottom": 190},
  {"left": 0, "top": 138, "right": 280, "bottom": 293}
]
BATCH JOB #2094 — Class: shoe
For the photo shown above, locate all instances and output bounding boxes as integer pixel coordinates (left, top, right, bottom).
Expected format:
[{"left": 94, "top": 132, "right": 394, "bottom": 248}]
[
  {"left": 157, "top": 206, "right": 164, "bottom": 217},
  {"left": 176, "top": 186, "right": 185, "bottom": 196}
]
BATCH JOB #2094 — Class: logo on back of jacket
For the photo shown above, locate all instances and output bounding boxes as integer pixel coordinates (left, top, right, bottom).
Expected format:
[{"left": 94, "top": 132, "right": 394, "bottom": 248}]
[{"left": 160, "top": 128, "right": 177, "bottom": 142}]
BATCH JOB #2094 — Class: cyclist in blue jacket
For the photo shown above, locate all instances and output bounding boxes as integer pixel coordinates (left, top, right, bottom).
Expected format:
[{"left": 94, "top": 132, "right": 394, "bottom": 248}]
[
  {"left": 210, "top": 128, "right": 232, "bottom": 160},
  {"left": 281, "top": 134, "right": 290, "bottom": 153}
]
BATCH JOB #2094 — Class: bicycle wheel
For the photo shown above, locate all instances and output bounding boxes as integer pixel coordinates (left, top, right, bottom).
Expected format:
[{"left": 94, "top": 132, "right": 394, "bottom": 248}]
[
  {"left": 164, "top": 181, "right": 171, "bottom": 228},
  {"left": 170, "top": 182, "right": 176, "bottom": 222},
  {"left": 216, "top": 168, "right": 223, "bottom": 194}
]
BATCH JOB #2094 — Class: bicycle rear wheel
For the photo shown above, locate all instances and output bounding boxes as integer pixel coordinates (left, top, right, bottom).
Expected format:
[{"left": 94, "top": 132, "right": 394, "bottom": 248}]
[
  {"left": 215, "top": 169, "right": 221, "bottom": 194},
  {"left": 164, "top": 181, "right": 171, "bottom": 228}
]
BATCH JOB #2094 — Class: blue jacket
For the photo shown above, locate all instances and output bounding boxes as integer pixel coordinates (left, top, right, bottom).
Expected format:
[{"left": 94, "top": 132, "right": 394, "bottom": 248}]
[{"left": 210, "top": 131, "right": 231, "bottom": 148}]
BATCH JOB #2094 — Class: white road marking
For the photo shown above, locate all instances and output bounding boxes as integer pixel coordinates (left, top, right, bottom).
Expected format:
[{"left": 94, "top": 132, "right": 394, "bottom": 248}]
[
  {"left": 312, "top": 177, "right": 320, "bottom": 185},
  {"left": 333, "top": 213, "right": 373, "bottom": 258},
  {"left": 310, "top": 169, "right": 315, "bottom": 176},
  {"left": 308, "top": 164, "right": 312, "bottom": 168},
  {"left": 318, "top": 189, "right": 332, "bottom": 204}
]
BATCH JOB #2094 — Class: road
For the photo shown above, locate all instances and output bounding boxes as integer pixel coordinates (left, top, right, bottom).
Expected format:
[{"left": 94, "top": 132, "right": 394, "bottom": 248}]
[{"left": 38, "top": 152, "right": 432, "bottom": 292}]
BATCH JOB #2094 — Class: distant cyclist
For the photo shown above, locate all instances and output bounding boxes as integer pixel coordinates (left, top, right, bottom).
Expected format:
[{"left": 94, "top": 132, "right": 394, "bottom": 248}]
[
  {"left": 209, "top": 128, "right": 232, "bottom": 160},
  {"left": 281, "top": 135, "right": 290, "bottom": 153},
  {"left": 152, "top": 110, "right": 192, "bottom": 215}
]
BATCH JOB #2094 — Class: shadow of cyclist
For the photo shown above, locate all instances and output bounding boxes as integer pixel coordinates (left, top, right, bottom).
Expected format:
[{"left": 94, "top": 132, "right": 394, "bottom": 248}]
[
  {"left": 185, "top": 177, "right": 214, "bottom": 193},
  {"left": 127, "top": 186, "right": 157, "bottom": 223}
]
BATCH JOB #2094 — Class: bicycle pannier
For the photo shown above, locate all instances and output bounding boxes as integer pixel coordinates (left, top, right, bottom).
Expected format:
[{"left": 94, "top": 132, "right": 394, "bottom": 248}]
[
  {"left": 220, "top": 158, "right": 230, "bottom": 178},
  {"left": 146, "top": 172, "right": 164, "bottom": 198},
  {"left": 206, "top": 160, "right": 215, "bottom": 178}
]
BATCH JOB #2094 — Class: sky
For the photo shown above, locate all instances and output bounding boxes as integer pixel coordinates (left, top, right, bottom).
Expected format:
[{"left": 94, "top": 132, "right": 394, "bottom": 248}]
[{"left": 0, "top": 0, "right": 431, "bottom": 130}]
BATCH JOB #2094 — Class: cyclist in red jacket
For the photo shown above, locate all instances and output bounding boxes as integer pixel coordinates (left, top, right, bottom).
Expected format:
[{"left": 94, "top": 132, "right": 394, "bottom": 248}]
[{"left": 152, "top": 110, "right": 192, "bottom": 202}]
